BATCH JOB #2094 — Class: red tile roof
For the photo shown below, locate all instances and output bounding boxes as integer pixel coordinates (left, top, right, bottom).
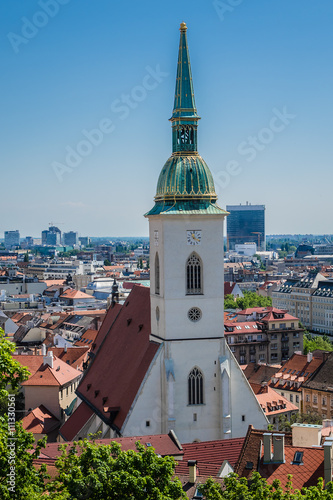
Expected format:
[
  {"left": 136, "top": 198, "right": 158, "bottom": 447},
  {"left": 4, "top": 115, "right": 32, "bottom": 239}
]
[
  {"left": 175, "top": 438, "right": 245, "bottom": 477},
  {"left": 73, "top": 329, "right": 99, "bottom": 347},
  {"left": 49, "top": 347, "right": 89, "bottom": 369},
  {"left": 250, "top": 383, "right": 298, "bottom": 415},
  {"left": 22, "top": 405, "right": 60, "bottom": 434},
  {"left": 59, "top": 401, "right": 94, "bottom": 441},
  {"left": 14, "top": 354, "right": 81, "bottom": 387},
  {"left": 60, "top": 289, "right": 93, "bottom": 299},
  {"left": 76, "top": 285, "right": 159, "bottom": 432},
  {"left": 259, "top": 445, "right": 325, "bottom": 491},
  {"left": 270, "top": 353, "right": 323, "bottom": 392}
]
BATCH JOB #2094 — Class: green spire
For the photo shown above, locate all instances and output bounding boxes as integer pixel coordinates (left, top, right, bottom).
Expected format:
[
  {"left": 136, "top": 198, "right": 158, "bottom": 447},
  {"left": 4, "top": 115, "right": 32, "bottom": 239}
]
[{"left": 170, "top": 22, "right": 200, "bottom": 154}]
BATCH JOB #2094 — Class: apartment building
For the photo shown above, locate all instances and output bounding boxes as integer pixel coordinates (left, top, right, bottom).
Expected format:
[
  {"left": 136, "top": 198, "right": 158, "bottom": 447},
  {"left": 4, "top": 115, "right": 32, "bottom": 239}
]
[
  {"left": 272, "top": 272, "right": 333, "bottom": 333},
  {"left": 225, "top": 307, "right": 303, "bottom": 365}
]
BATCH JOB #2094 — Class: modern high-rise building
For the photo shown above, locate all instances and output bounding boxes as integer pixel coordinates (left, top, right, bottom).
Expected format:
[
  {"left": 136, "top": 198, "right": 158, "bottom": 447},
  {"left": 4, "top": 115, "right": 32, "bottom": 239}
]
[
  {"left": 226, "top": 203, "right": 265, "bottom": 251},
  {"left": 4, "top": 230, "right": 20, "bottom": 249},
  {"left": 63, "top": 231, "right": 78, "bottom": 246},
  {"left": 41, "top": 226, "right": 62, "bottom": 246},
  {"left": 79, "top": 236, "right": 91, "bottom": 247}
]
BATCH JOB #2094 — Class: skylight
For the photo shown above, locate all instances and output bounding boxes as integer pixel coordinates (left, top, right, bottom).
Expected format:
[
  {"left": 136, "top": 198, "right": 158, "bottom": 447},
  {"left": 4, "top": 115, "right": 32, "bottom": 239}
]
[{"left": 292, "top": 451, "right": 303, "bottom": 465}]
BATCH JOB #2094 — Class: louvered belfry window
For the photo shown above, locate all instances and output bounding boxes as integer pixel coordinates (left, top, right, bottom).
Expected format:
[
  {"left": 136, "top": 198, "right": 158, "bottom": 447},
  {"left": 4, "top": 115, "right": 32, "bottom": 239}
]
[{"left": 186, "top": 253, "right": 202, "bottom": 294}]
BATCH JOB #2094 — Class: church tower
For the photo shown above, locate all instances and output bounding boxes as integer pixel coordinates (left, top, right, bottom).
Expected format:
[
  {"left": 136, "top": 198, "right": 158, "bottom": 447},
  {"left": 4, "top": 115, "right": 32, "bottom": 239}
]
[
  {"left": 145, "top": 22, "right": 228, "bottom": 343},
  {"left": 139, "top": 23, "right": 268, "bottom": 442}
]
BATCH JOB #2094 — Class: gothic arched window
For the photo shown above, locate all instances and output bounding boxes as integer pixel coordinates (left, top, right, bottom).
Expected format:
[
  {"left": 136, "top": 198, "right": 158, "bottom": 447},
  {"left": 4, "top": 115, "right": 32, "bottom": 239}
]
[
  {"left": 186, "top": 253, "right": 202, "bottom": 294},
  {"left": 188, "top": 367, "right": 204, "bottom": 405},
  {"left": 155, "top": 252, "right": 160, "bottom": 295}
]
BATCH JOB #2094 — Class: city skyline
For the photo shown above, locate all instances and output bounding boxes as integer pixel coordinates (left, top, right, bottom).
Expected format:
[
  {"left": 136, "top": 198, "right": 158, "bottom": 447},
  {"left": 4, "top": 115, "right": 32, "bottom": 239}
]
[{"left": 1, "top": 1, "right": 332, "bottom": 236}]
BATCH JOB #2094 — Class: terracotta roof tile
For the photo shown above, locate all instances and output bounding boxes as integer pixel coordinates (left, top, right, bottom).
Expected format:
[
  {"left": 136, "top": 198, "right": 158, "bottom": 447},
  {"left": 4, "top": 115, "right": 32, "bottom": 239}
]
[
  {"left": 175, "top": 438, "right": 245, "bottom": 477},
  {"left": 22, "top": 405, "right": 60, "bottom": 434}
]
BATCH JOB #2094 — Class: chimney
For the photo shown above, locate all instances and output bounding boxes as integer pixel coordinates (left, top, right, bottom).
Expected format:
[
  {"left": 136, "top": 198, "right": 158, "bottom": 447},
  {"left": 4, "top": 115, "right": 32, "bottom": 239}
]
[
  {"left": 323, "top": 438, "right": 333, "bottom": 486},
  {"left": 188, "top": 460, "right": 197, "bottom": 483},
  {"left": 292, "top": 423, "right": 322, "bottom": 447},
  {"left": 263, "top": 433, "right": 272, "bottom": 463},
  {"left": 64, "top": 344, "right": 67, "bottom": 353},
  {"left": 307, "top": 352, "right": 313, "bottom": 362},
  {"left": 261, "top": 382, "right": 268, "bottom": 393},
  {"left": 41, "top": 343, "right": 46, "bottom": 356},
  {"left": 272, "top": 434, "right": 285, "bottom": 463},
  {"left": 43, "top": 350, "right": 53, "bottom": 369}
]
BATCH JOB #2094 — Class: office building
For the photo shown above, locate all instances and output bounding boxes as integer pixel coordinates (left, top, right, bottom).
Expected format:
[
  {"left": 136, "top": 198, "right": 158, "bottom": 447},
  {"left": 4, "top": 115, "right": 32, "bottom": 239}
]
[
  {"left": 4, "top": 230, "right": 20, "bottom": 249},
  {"left": 226, "top": 203, "right": 265, "bottom": 250},
  {"left": 63, "top": 231, "right": 78, "bottom": 246}
]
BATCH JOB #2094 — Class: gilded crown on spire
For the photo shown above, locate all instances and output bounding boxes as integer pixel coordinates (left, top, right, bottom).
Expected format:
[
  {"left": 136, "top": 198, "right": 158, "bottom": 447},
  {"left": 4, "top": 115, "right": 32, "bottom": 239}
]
[{"left": 180, "top": 22, "right": 187, "bottom": 31}]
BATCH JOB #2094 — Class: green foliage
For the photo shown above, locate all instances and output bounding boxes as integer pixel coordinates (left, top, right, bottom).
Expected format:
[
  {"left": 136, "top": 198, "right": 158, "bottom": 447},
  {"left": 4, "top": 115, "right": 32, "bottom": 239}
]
[
  {"left": 303, "top": 333, "right": 333, "bottom": 354},
  {"left": 198, "top": 472, "right": 333, "bottom": 499},
  {"left": 23, "top": 252, "right": 29, "bottom": 263},
  {"left": 0, "top": 329, "right": 30, "bottom": 410},
  {"left": 48, "top": 439, "right": 187, "bottom": 500},
  {"left": 0, "top": 415, "right": 48, "bottom": 499},
  {"left": 224, "top": 291, "right": 272, "bottom": 311},
  {"left": 104, "top": 259, "right": 111, "bottom": 267},
  {"left": 279, "top": 408, "right": 323, "bottom": 432}
]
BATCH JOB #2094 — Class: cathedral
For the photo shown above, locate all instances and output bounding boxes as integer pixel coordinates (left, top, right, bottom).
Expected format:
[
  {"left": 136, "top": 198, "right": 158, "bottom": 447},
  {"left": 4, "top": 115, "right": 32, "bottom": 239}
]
[{"left": 61, "top": 23, "right": 268, "bottom": 443}]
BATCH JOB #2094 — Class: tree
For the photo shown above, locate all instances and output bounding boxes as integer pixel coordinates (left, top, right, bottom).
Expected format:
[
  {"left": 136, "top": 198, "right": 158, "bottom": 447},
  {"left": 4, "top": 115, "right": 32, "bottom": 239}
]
[
  {"left": 303, "top": 332, "right": 333, "bottom": 354},
  {"left": 0, "top": 329, "right": 30, "bottom": 412},
  {"left": 0, "top": 415, "right": 48, "bottom": 499},
  {"left": 104, "top": 259, "right": 111, "bottom": 267},
  {"left": 23, "top": 252, "right": 29, "bottom": 263},
  {"left": 198, "top": 472, "right": 333, "bottom": 499},
  {"left": 48, "top": 439, "right": 187, "bottom": 500}
]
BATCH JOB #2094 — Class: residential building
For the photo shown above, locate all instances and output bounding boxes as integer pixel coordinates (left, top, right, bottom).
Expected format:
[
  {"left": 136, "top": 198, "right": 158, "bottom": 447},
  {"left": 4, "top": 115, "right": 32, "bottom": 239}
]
[
  {"left": 269, "top": 352, "right": 324, "bottom": 411},
  {"left": 250, "top": 382, "right": 298, "bottom": 430},
  {"left": 4, "top": 230, "right": 20, "bottom": 249},
  {"left": 226, "top": 203, "right": 265, "bottom": 251},
  {"left": 225, "top": 307, "right": 303, "bottom": 365},
  {"left": 60, "top": 23, "right": 268, "bottom": 444},
  {"left": 14, "top": 348, "right": 82, "bottom": 421},
  {"left": 302, "top": 351, "right": 333, "bottom": 420},
  {"left": 272, "top": 271, "right": 333, "bottom": 333}
]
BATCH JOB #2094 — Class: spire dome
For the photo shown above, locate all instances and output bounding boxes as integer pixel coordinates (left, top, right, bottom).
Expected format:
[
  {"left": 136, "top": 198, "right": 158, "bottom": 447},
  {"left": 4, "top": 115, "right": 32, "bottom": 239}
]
[{"left": 145, "top": 24, "right": 227, "bottom": 218}]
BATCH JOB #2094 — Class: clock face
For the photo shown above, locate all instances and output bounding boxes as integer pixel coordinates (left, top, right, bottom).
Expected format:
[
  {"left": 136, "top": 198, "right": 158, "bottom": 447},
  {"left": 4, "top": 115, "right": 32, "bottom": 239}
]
[
  {"left": 187, "top": 230, "right": 202, "bottom": 245},
  {"left": 154, "top": 230, "right": 159, "bottom": 246}
]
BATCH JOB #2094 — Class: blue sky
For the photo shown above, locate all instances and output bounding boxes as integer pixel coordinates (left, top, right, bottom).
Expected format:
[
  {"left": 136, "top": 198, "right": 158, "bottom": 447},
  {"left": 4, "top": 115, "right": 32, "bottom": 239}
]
[{"left": 1, "top": 0, "right": 332, "bottom": 237}]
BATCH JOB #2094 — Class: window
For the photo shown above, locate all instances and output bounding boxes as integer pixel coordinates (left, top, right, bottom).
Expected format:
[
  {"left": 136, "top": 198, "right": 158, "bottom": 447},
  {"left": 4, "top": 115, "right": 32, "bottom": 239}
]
[
  {"left": 259, "top": 345, "right": 265, "bottom": 351},
  {"left": 293, "top": 451, "right": 303, "bottom": 465},
  {"left": 306, "top": 394, "right": 310, "bottom": 403},
  {"left": 271, "top": 343, "right": 278, "bottom": 350},
  {"left": 313, "top": 394, "right": 318, "bottom": 404},
  {"left": 188, "top": 367, "right": 204, "bottom": 405},
  {"left": 271, "top": 334, "right": 277, "bottom": 340},
  {"left": 242, "top": 415, "right": 245, "bottom": 422},
  {"left": 259, "top": 354, "right": 265, "bottom": 361},
  {"left": 290, "top": 394, "right": 293, "bottom": 402},
  {"left": 146, "top": 420, "right": 150, "bottom": 427},
  {"left": 271, "top": 324, "right": 275, "bottom": 330},
  {"left": 186, "top": 253, "right": 202, "bottom": 295},
  {"left": 155, "top": 252, "right": 160, "bottom": 295},
  {"left": 66, "top": 387, "right": 68, "bottom": 396},
  {"left": 296, "top": 395, "right": 299, "bottom": 403},
  {"left": 322, "top": 397, "right": 327, "bottom": 406}
]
